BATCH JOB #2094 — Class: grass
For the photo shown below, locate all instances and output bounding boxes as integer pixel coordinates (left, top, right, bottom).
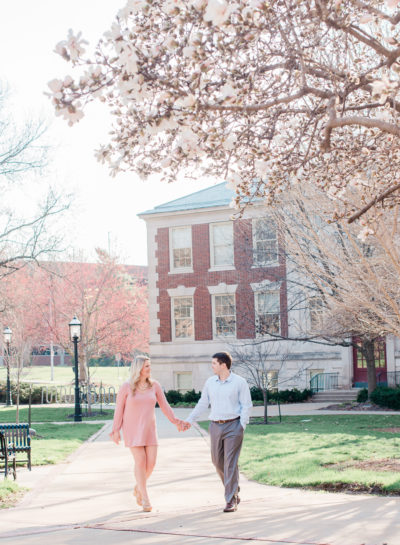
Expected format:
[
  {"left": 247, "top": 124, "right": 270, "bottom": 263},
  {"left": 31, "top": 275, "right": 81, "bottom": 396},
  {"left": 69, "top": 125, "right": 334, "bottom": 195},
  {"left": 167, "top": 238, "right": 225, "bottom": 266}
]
[
  {"left": 30, "top": 423, "right": 104, "bottom": 465},
  {"left": 0, "top": 365, "right": 130, "bottom": 387},
  {"left": 0, "top": 422, "right": 103, "bottom": 508},
  {"left": 0, "top": 479, "right": 23, "bottom": 508},
  {"left": 200, "top": 415, "right": 400, "bottom": 495},
  {"left": 0, "top": 406, "right": 114, "bottom": 423}
]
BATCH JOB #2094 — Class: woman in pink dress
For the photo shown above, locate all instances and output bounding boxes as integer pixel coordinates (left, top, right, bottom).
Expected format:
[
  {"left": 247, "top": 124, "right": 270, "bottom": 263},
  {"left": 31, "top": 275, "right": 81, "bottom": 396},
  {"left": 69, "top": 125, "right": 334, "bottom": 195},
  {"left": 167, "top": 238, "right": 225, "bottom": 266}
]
[{"left": 110, "top": 355, "right": 184, "bottom": 512}]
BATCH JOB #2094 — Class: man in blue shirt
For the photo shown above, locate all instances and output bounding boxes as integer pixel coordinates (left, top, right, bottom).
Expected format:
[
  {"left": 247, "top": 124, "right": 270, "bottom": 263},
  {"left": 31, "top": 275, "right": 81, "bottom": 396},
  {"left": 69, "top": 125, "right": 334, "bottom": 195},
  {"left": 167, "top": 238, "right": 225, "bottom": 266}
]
[{"left": 185, "top": 352, "right": 253, "bottom": 512}]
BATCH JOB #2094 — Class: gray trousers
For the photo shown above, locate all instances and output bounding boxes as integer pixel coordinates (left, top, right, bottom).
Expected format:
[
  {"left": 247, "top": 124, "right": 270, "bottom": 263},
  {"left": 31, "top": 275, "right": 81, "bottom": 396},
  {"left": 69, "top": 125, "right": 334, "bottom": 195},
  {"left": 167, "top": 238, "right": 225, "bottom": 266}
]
[{"left": 209, "top": 418, "right": 244, "bottom": 503}]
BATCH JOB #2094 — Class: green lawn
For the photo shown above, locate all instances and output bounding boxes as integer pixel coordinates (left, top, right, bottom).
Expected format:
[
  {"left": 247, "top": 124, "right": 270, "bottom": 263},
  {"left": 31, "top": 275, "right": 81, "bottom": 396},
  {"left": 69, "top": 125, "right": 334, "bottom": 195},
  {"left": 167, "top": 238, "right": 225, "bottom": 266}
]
[
  {"left": 201, "top": 415, "right": 400, "bottom": 495},
  {"left": 0, "top": 365, "right": 130, "bottom": 387},
  {"left": 0, "top": 406, "right": 114, "bottom": 423},
  {"left": 0, "top": 422, "right": 103, "bottom": 508},
  {"left": 30, "top": 423, "right": 104, "bottom": 465},
  {"left": 0, "top": 479, "right": 23, "bottom": 509}
]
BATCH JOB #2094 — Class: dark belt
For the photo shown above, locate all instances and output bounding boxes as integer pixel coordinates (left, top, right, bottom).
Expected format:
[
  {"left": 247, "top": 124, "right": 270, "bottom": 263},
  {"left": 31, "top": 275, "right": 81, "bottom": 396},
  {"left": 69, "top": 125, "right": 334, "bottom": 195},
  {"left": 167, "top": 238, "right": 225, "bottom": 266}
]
[{"left": 212, "top": 417, "right": 240, "bottom": 424}]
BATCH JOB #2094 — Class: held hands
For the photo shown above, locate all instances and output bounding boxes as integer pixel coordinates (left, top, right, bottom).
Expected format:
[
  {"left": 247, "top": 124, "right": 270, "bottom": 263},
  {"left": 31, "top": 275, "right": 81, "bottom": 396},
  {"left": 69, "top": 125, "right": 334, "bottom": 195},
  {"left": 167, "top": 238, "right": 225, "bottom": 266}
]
[{"left": 175, "top": 419, "right": 191, "bottom": 432}]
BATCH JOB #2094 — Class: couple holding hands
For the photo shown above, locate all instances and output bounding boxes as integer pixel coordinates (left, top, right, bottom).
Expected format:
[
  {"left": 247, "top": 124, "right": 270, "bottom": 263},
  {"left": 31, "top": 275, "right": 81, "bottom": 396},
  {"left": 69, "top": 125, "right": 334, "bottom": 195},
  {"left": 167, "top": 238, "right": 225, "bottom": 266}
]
[{"left": 110, "top": 352, "right": 253, "bottom": 513}]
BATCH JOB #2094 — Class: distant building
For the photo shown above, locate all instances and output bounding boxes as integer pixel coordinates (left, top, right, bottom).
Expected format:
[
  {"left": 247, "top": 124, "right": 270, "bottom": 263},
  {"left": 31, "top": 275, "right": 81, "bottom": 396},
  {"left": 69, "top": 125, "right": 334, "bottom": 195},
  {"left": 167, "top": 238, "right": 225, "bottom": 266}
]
[{"left": 140, "top": 183, "right": 396, "bottom": 392}]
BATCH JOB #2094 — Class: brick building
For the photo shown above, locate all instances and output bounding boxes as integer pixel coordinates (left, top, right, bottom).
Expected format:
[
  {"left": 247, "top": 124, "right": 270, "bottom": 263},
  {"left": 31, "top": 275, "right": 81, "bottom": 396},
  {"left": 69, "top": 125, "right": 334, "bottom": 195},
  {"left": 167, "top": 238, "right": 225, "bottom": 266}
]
[{"left": 139, "top": 183, "right": 399, "bottom": 392}]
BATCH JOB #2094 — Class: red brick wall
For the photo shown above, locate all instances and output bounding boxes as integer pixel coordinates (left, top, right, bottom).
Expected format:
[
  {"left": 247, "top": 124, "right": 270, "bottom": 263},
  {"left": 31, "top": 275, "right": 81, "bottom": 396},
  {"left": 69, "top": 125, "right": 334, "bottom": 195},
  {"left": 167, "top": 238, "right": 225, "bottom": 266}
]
[
  {"left": 31, "top": 355, "right": 72, "bottom": 366},
  {"left": 156, "top": 219, "right": 287, "bottom": 341}
]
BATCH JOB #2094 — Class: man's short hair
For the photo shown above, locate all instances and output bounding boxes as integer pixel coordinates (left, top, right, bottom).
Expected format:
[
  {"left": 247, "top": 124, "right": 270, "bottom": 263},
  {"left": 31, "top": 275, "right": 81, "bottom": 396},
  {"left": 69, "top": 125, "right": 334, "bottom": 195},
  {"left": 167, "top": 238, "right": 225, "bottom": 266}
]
[{"left": 212, "top": 352, "right": 232, "bottom": 370}]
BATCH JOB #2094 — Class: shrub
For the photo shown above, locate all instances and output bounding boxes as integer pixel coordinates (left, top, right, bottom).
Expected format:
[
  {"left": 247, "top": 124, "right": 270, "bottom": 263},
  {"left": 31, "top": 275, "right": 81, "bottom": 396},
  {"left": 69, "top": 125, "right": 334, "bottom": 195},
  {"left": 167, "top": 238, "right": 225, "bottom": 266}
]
[
  {"left": 370, "top": 386, "right": 400, "bottom": 410},
  {"left": 357, "top": 388, "right": 368, "bottom": 403},
  {"left": 0, "top": 381, "right": 43, "bottom": 404},
  {"left": 250, "top": 386, "right": 264, "bottom": 401},
  {"left": 165, "top": 389, "right": 183, "bottom": 404},
  {"left": 182, "top": 389, "right": 201, "bottom": 403},
  {"left": 250, "top": 387, "right": 311, "bottom": 403}
]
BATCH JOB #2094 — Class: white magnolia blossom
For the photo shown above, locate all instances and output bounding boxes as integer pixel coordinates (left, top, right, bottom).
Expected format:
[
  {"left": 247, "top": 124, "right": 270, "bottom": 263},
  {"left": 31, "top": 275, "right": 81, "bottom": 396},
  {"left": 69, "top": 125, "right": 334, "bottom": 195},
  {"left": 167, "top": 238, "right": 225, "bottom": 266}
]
[
  {"left": 358, "top": 226, "right": 375, "bottom": 241},
  {"left": 204, "top": 0, "right": 233, "bottom": 27},
  {"left": 220, "top": 82, "right": 236, "bottom": 100},
  {"left": 55, "top": 29, "right": 87, "bottom": 62},
  {"left": 49, "top": 0, "right": 400, "bottom": 225}
]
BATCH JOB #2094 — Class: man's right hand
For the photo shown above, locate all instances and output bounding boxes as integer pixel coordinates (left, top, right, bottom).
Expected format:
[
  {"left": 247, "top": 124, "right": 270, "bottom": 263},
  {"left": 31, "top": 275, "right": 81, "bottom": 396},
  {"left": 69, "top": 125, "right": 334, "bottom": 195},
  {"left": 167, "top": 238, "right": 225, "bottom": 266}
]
[{"left": 176, "top": 420, "right": 191, "bottom": 432}]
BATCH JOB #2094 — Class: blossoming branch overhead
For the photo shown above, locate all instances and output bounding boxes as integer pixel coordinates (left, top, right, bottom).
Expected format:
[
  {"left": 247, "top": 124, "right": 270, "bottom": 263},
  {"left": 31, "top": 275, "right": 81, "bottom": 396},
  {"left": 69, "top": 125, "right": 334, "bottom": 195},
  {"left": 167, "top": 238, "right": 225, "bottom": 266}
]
[{"left": 48, "top": 0, "right": 400, "bottom": 237}]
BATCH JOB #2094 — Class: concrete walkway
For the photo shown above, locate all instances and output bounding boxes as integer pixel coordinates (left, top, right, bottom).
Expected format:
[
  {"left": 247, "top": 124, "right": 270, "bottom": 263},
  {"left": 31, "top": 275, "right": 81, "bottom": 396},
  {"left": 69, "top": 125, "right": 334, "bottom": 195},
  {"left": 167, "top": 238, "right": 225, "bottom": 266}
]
[{"left": 0, "top": 406, "right": 399, "bottom": 544}]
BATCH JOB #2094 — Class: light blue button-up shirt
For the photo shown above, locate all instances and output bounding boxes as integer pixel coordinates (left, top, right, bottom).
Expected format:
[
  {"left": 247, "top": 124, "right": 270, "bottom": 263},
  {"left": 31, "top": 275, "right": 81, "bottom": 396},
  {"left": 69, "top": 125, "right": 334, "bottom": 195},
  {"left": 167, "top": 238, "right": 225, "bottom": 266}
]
[{"left": 187, "top": 372, "right": 253, "bottom": 429}]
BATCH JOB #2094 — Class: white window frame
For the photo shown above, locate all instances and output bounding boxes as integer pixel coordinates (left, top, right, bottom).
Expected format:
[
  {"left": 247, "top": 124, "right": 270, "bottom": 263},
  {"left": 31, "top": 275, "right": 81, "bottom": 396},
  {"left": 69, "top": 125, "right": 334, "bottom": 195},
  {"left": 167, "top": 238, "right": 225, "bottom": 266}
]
[
  {"left": 208, "top": 285, "right": 237, "bottom": 338},
  {"left": 251, "top": 281, "right": 281, "bottom": 337},
  {"left": 169, "top": 226, "right": 193, "bottom": 273},
  {"left": 308, "top": 295, "right": 324, "bottom": 330},
  {"left": 252, "top": 218, "right": 279, "bottom": 267},
  {"left": 263, "top": 370, "right": 278, "bottom": 391},
  {"left": 170, "top": 295, "right": 195, "bottom": 341},
  {"left": 174, "top": 371, "right": 193, "bottom": 393},
  {"left": 209, "top": 221, "right": 235, "bottom": 271}
]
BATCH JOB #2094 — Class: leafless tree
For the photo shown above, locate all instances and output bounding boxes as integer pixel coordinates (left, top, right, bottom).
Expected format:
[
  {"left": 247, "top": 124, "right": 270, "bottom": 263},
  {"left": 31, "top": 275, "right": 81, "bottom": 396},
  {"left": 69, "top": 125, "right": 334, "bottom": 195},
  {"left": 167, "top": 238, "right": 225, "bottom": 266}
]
[
  {"left": 0, "top": 85, "right": 70, "bottom": 279},
  {"left": 271, "top": 183, "right": 400, "bottom": 395},
  {"left": 231, "top": 340, "right": 310, "bottom": 423}
]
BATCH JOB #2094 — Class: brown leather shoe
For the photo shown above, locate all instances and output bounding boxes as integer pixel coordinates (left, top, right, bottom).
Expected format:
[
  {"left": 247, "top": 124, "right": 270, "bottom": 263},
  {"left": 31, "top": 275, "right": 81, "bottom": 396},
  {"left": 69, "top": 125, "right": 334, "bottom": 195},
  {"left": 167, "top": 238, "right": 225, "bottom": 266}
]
[{"left": 223, "top": 497, "right": 238, "bottom": 512}]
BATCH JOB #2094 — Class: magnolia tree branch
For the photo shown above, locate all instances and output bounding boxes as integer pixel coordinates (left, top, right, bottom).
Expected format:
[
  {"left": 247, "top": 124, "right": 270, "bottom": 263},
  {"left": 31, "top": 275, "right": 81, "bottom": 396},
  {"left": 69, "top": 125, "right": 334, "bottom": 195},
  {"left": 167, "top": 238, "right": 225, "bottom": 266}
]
[{"left": 48, "top": 0, "right": 400, "bottom": 224}]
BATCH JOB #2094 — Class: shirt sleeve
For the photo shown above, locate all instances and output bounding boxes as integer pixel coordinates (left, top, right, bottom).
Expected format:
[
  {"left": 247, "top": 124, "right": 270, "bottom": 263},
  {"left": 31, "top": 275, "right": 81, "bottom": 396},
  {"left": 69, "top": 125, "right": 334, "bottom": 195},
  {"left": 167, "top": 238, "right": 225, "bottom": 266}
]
[
  {"left": 186, "top": 380, "right": 210, "bottom": 423},
  {"left": 111, "top": 382, "right": 129, "bottom": 433},
  {"left": 239, "top": 380, "right": 253, "bottom": 430},
  {"left": 155, "top": 382, "right": 177, "bottom": 424}
]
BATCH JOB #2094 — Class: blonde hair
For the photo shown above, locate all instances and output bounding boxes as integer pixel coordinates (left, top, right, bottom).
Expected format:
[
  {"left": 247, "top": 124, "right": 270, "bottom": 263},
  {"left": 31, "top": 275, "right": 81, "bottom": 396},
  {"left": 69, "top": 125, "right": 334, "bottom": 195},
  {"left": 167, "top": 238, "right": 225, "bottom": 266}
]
[{"left": 129, "top": 355, "right": 153, "bottom": 394}]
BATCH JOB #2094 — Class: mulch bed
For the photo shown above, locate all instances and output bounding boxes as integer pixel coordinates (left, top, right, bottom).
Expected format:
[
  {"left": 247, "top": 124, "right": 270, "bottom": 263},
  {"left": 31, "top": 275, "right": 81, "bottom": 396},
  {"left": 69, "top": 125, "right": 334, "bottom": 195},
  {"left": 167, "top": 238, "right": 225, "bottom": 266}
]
[
  {"left": 324, "top": 458, "right": 400, "bottom": 473},
  {"left": 321, "top": 402, "right": 394, "bottom": 411},
  {"left": 308, "top": 481, "right": 397, "bottom": 495}
]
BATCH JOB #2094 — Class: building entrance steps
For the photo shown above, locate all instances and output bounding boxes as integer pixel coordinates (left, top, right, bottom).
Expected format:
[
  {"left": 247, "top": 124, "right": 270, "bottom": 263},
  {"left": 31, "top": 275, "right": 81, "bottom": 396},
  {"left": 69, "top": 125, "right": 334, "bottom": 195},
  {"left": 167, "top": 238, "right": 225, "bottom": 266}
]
[
  {"left": 311, "top": 389, "right": 361, "bottom": 403},
  {"left": 0, "top": 407, "right": 399, "bottom": 545}
]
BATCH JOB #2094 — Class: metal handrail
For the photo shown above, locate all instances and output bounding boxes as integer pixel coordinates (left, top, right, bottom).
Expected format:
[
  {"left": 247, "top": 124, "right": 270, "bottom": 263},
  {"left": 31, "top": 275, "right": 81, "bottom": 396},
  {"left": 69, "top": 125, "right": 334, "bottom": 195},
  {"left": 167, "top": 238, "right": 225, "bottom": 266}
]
[
  {"left": 382, "top": 371, "right": 400, "bottom": 387},
  {"left": 310, "top": 372, "right": 339, "bottom": 393}
]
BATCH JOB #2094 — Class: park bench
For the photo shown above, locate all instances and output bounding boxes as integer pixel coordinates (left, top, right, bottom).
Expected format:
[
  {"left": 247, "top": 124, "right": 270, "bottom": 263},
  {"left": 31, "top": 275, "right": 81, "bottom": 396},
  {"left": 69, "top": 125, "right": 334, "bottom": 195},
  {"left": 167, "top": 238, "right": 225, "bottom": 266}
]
[
  {"left": 0, "top": 424, "right": 32, "bottom": 472},
  {"left": 0, "top": 431, "right": 17, "bottom": 480}
]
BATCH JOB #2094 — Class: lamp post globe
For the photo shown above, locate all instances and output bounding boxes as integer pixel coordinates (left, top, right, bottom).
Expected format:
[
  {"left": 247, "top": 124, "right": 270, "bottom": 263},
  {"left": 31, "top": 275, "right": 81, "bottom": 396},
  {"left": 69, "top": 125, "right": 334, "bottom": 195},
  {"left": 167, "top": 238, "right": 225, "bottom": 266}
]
[
  {"left": 69, "top": 317, "right": 82, "bottom": 422},
  {"left": 3, "top": 326, "right": 12, "bottom": 406}
]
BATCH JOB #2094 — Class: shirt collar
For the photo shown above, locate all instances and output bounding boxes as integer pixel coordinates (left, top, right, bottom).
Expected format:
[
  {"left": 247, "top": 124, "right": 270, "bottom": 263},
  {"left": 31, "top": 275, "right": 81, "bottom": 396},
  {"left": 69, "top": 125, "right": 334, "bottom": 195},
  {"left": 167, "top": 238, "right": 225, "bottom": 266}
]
[{"left": 215, "top": 372, "right": 233, "bottom": 383}]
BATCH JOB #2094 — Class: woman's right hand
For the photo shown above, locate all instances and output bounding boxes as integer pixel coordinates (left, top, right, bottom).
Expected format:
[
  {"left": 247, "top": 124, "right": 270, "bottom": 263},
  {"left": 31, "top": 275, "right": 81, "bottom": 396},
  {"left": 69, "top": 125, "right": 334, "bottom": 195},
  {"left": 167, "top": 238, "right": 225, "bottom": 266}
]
[{"left": 109, "top": 430, "right": 121, "bottom": 444}]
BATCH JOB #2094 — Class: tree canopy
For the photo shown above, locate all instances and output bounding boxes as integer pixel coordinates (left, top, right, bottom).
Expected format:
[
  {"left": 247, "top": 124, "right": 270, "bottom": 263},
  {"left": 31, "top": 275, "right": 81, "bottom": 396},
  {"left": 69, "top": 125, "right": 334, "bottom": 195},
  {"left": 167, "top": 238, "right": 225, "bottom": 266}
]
[{"left": 49, "top": 0, "right": 400, "bottom": 230}]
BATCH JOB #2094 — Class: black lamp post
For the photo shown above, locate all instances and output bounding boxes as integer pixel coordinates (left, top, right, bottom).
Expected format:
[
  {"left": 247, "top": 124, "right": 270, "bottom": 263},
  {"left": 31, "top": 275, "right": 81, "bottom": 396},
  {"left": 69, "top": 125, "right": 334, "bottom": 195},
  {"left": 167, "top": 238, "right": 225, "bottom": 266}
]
[
  {"left": 3, "top": 327, "right": 12, "bottom": 406},
  {"left": 69, "top": 317, "right": 82, "bottom": 422}
]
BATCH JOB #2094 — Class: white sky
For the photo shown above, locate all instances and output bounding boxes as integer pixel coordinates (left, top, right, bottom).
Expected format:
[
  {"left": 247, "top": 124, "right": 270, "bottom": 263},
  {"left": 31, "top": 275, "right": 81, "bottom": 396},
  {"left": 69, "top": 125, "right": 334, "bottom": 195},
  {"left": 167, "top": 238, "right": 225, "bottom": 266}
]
[{"left": 0, "top": 0, "right": 215, "bottom": 265}]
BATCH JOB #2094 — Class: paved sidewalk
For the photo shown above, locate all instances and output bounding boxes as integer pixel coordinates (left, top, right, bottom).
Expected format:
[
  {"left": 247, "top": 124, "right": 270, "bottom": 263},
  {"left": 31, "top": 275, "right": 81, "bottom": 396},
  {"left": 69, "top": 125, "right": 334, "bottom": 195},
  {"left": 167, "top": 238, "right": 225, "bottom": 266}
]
[{"left": 0, "top": 407, "right": 399, "bottom": 544}]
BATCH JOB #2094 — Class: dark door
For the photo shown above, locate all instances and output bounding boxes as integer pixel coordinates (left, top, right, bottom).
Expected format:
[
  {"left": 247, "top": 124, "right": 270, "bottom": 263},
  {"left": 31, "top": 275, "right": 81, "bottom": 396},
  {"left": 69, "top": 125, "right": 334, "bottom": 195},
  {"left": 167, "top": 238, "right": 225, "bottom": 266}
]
[{"left": 352, "top": 338, "right": 387, "bottom": 387}]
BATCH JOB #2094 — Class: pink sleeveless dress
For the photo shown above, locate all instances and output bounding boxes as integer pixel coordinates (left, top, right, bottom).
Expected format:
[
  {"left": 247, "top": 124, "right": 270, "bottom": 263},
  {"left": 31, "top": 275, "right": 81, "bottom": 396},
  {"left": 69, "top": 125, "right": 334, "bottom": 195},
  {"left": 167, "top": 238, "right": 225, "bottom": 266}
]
[{"left": 110, "top": 381, "right": 176, "bottom": 447}]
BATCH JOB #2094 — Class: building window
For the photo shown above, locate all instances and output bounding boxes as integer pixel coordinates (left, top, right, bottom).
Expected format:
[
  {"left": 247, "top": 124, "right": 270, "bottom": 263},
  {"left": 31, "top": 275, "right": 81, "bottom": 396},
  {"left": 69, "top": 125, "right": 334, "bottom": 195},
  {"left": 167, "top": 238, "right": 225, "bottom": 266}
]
[
  {"left": 175, "top": 372, "right": 193, "bottom": 393},
  {"left": 263, "top": 370, "right": 278, "bottom": 391},
  {"left": 253, "top": 218, "right": 278, "bottom": 266},
  {"left": 210, "top": 222, "right": 234, "bottom": 268},
  {"left": 172, "top": 296, "right": 194, "bottom": 339},
  {"left": 213, "top": 294, "right": 236, "bottom": 337},
  {"left": 309, "top": 295, "right": 324, "bottom": 330},
  {"left": 255, "top": 291, "right": 280, "bottom": 335},
  {"left": 170, "top": 226, "right": 192, "bottom": 271}
]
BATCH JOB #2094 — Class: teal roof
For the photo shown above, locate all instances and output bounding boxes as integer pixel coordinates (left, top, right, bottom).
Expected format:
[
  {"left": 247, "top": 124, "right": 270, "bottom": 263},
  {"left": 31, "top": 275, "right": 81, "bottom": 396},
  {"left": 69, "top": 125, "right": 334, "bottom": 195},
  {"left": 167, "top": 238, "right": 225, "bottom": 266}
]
[{"left": 139, "top": 182, "right": 234, "bottom": 216}]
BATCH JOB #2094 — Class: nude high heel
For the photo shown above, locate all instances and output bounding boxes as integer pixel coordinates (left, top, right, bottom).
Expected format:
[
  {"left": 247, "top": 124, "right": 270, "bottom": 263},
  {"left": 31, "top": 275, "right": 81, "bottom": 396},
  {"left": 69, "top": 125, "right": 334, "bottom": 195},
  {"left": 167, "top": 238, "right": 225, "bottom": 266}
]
[
  {"left": 133, "top": 485, "right": 142, "bottom": 506},
  {"left": 142, "top": 497, "right": 152, "bottom": 512}
]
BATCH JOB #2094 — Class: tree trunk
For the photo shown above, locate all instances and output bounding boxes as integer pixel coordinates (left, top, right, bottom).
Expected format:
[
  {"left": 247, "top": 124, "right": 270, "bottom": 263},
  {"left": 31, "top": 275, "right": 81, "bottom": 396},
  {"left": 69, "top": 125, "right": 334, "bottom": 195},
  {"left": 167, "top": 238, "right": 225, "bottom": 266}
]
[
  {"left": 79, "top": 357, "right": 87, "bottom": 383},
  {"left": 262, "top": 388, "right": 268, "bottom": 424},
  {"left": 364, "top": 339, "right": 377, "bottom": 397},
  {"left": 16, "top": 385, "right": 20, "bottom": 424}
]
